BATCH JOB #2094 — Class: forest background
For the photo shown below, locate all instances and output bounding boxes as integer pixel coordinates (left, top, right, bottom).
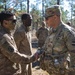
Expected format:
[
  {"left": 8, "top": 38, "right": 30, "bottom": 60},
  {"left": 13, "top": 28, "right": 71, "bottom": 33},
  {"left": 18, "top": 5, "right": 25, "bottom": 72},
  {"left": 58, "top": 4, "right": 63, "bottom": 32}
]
[{"left": 0, "top": 0, "right": 75, "bottom": 30}]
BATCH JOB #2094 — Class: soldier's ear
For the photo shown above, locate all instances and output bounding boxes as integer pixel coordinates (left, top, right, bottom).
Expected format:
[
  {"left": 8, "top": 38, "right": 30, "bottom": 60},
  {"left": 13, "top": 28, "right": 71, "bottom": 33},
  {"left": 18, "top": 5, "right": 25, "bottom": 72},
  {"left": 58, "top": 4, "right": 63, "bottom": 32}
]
[{"left": 3, "top": 20, "right": 8, "bottom": 27}]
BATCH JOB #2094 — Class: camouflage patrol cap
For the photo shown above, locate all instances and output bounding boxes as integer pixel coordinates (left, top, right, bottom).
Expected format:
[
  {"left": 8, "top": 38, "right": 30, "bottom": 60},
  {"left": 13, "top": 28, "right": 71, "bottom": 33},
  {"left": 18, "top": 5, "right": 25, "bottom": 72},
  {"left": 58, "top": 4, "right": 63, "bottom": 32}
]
[{"left": 45, "top": 5, "right": 61, "bottom": 19}]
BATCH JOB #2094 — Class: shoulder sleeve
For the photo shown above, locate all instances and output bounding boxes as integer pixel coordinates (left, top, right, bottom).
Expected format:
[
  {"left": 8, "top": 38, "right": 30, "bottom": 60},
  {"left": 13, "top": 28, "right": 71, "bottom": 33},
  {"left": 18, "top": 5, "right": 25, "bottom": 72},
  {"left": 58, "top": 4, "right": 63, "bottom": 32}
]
[
  {"left": 63, "top": 27, "right": 75, "bottom": 51},
  {"left": 0, "top": 34, "right": 30, "bottom": 64}
]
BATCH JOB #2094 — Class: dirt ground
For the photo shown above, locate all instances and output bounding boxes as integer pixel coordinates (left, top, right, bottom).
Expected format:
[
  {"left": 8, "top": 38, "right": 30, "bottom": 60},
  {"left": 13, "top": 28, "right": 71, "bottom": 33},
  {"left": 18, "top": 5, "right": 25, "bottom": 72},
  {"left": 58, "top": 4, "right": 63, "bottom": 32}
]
[{"left": 32, "top": 67, "right": 49, "bottom": 75}]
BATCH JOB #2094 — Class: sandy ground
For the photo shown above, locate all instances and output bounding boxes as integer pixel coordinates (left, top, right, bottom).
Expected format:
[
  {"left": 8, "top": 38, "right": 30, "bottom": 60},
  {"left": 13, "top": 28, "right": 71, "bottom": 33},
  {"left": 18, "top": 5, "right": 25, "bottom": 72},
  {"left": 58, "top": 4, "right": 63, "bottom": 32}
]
[{"left": 32, "top": 67, "right": 49, "bottom": 75}]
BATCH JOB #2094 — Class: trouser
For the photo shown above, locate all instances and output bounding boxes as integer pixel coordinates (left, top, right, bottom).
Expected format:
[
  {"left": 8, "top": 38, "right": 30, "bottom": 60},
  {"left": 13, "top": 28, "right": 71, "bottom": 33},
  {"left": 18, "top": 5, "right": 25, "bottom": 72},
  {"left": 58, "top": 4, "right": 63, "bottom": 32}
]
[{"left": 21, "top": 63, "right": 32, "bottom": 75}]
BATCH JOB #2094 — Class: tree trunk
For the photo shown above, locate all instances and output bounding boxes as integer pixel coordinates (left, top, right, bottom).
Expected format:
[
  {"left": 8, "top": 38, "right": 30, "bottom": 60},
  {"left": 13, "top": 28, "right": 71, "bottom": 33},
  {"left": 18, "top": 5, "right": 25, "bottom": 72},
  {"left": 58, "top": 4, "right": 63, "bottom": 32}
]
[
  {"left": 57, "top": 0, "right": 60, "bottom": 5},
  {"left": 27, "top": 0, "right": 29, "bottom": 13}
]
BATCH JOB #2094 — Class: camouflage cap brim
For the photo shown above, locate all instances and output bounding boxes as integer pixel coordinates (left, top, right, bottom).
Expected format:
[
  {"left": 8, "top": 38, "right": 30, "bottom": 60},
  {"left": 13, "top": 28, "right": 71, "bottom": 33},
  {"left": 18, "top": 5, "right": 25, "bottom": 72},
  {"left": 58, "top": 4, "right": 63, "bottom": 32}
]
[{"left": 45, "top": 5, "right": 61, "bottom": 18}]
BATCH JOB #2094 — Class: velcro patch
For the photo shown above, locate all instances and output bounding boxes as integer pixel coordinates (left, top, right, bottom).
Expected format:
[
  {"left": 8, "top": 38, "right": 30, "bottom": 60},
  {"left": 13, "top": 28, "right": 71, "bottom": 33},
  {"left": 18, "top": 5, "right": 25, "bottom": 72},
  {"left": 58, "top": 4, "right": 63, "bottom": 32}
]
[{"left": 8, "top": 46, "right": 14, "bottom": 52}]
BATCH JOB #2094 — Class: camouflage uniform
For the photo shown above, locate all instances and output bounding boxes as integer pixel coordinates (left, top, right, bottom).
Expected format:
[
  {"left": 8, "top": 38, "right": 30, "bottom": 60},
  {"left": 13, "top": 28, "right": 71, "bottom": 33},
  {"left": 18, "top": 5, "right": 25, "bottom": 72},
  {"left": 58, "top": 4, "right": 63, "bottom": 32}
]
[
  {"left": 15, "top": 24, "right": 32, "bottom": 75},
  {"left": 17, "top": 24, "right": 32, "bottom": 50},
  {"left": 42, "top": 22, "right": 75, "bottom": 74},
  {"left": 42, "top": 5, "right": 75, "bottom": 75},
  {"left": 36, "top": 23, "right": 48, "bottom": 69},
  {"left": 29, "top": 5, "right": 75, "bottom": 75},
  {"left": 0, "top": 27, "right": 30, "bottom": 75},
  {"left": 36, "top": 24, "right": 48, "bottom": 48},
  {"left": 19, "top": 13, "right": 32, "bottom": 75}
]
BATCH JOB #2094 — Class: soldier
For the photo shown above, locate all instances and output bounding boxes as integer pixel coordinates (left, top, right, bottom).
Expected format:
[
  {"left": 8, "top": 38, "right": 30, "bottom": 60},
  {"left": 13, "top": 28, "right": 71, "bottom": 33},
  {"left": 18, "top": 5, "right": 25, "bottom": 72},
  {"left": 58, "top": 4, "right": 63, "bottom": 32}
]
[
  {"left": 17, "top": 13, "right": 32, "bottom": 49},
  {"left": 30, "top": 5, "right": 75, "bottom": 75},
  {"left": 36, "top": 21, "right": 48, "bottom": 48},
  {"left": 20, "top": 13, "right": 32, "bottom": 48},
  {"left": 36, "top": 21, "right": 48, "bottom": 69},
  {"left": 0, "top": 11, "right": 30, "bottom": 75},
  {"left": 15, "top": 13, "right": 32, "bottom": 75}
]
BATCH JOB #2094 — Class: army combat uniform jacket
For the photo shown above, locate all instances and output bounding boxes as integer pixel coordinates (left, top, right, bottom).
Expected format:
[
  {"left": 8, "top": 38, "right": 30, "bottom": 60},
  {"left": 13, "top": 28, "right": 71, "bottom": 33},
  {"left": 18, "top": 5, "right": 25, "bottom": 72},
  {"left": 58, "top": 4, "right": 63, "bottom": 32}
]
[
  {"left": 14, "top": 25, "right": 32, "bottom": 75},
  {"left": 0, "top": 27, "right": 30, "bottom": 75},
  {"left": 42, "top": 22, "right": 75, "bottom": 74},
  {"left": 36, "top": 27, "right": 48, "bottom": 48}
]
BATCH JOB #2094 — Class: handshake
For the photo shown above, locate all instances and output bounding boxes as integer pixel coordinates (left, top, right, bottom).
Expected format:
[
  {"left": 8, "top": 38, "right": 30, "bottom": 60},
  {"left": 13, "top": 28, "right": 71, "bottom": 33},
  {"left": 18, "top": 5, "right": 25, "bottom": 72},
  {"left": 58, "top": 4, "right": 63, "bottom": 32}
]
[{"left": 21, "top": 49, "right": 44, "bottom": 64}]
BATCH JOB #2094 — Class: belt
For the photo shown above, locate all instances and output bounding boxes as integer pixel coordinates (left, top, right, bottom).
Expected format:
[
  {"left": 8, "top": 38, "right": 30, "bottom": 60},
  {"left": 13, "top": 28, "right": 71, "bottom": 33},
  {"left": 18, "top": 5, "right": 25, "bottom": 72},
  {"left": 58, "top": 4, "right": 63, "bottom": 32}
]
[
  {"left": 45, "top": 54, "right": 65, "bottom": 60},
  {"left": 44, "top": 55, "right": 53, "bottom": 60}
]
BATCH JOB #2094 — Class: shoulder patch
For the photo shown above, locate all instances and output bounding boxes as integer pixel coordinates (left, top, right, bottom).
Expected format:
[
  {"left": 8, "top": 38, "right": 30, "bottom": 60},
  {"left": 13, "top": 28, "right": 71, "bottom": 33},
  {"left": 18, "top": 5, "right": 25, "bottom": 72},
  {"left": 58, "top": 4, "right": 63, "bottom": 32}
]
[
  {"left": 8, "top": 46, "right": 14, "bottom": 52},
  {"left": 2, "top": 41, "right": 14, "bottom": 53}
]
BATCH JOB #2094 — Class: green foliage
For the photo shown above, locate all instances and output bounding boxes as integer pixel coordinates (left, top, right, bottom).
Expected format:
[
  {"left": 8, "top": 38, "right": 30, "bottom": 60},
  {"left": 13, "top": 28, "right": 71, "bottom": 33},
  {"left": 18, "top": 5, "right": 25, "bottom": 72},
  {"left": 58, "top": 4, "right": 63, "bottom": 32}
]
[
  {"left": 0, "top": 0, "right": 75, "bottom": 27},
  {"left": 62, "top": 10, "right": 69, "bottom": 22}
]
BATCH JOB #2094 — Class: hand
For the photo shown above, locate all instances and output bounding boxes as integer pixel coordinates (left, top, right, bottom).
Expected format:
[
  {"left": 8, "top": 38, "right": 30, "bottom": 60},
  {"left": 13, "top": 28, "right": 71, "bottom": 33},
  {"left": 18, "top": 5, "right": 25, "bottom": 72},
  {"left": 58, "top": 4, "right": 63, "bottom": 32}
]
[
  {"left": 21, "top": 55, "right": 30, "bottom": 64},
  {"left": 29, "top": 50, "right": 44, "bottom": 62}
]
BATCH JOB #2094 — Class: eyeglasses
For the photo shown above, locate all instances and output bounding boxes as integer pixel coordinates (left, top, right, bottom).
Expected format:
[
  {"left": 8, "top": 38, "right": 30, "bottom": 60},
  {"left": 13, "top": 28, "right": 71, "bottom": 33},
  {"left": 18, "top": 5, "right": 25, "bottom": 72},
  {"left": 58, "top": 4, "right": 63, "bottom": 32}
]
[
  {"left": 45, "top": 15, "right": 53, "bottom": 20},
  {"left": 6, "top": 19, "right": 16, "bottom": 23}
]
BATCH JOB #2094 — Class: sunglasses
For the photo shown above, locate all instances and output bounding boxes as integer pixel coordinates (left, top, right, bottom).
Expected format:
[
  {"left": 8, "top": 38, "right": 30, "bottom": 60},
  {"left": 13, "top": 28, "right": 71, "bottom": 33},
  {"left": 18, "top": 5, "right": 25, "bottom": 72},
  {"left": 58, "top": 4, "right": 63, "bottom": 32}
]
[
  {"left": 45, "top": 15, "right": 54, "bottom": 20},
  {"left": 6, "top": 19, "right": 16, "bottom": 23}
]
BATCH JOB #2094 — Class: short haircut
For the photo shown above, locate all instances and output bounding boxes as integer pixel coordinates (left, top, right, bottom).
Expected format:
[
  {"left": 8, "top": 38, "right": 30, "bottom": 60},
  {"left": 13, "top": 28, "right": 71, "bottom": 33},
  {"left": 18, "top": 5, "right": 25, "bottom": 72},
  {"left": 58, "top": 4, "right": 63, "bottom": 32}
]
[
  {"left": 21, "top": 13, "right": 32, "bottom": 20},
  {"left": 0, "top": 11, "right": 13, "bottom": 23}
]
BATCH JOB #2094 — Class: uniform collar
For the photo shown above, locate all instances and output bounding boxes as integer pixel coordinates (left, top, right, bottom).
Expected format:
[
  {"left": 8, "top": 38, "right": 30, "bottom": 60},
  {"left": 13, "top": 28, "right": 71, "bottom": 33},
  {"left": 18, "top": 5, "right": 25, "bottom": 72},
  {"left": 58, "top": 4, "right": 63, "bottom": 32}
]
[{"left": 51, "top": 22, "right": 62, "bottom": 33}]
